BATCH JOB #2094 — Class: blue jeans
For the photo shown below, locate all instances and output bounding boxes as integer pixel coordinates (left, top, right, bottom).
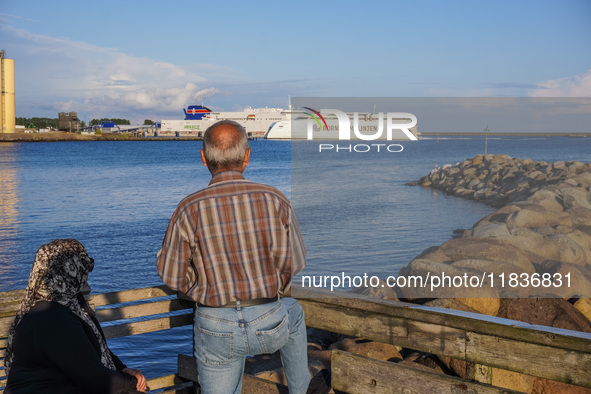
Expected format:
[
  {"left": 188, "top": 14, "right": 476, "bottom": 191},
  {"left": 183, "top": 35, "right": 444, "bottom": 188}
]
[{"left": 193, "top": 297, "right": 310, "bottom": 394}]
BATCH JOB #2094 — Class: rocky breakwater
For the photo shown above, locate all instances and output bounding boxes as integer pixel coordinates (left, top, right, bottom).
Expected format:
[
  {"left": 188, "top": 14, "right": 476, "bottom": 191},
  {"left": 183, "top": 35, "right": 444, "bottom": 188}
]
[
  {"left": 318, "top": 155, "right": 591, "bottom": 394},
  {"left": 408, "top": 154, "right": 591, "bottom": 319},
  {"left": 418, "top": 154, "right": 590, "bottom": 208},
  {"left": 400, "top": 154, "right": 591, "bottom": 392}
]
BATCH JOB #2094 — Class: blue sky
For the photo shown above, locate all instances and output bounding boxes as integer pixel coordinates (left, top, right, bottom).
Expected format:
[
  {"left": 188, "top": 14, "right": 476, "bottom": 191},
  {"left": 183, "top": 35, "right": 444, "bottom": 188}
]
[{"left": 1, "top": 0, "right": 590, "bottom": 123}]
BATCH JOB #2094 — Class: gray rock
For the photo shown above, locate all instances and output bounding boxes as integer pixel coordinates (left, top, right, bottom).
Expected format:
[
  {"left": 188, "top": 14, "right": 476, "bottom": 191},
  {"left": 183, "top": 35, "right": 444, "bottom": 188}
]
[
  {"left": 470, "top": 222, "right": 511, "bottom": 238},
  {"left": 560, "top": 187, "right": 591, "bottom": 210},
  {"left": 567, "top": 206, "right": 591, "bottom": 228},
  {"left": 350, "top": 279, "right": 399, "bottom": 300},
  {"left": 506, "top": 208, "right": 560, "bottom": 229},
  {"left": 439, "top": 238, "right": 534, "bottom": 274},
  {"left": 549, "top": 234, "right": 588, "bottom": 266}
]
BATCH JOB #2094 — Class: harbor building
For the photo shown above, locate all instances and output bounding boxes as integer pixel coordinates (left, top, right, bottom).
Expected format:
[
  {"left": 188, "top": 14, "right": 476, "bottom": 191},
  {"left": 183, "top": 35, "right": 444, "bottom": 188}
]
[
  {"left": 58, "top": 112, "right": 81, "bottom": 133},
  {"left": 0, "top": 50, "right": 15, "bottom": 133}
]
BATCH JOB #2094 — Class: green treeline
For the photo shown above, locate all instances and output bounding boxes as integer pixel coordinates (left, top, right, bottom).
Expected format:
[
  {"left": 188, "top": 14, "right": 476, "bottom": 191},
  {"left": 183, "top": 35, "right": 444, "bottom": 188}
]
[
  {"left": 17, "top": 117, "right": 139, "bottom": 129},
  {"left": 89, "top": 118, "right": 131, "bottom": 126},
  {"left": 16, "top": 117, "right": 60, "bottom": 129}
]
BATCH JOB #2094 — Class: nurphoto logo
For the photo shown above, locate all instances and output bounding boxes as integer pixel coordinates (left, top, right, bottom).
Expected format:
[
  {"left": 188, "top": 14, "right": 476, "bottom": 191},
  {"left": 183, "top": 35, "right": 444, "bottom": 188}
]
[{"left": 300, "top": 108, "right": 418, "bottom": 152}]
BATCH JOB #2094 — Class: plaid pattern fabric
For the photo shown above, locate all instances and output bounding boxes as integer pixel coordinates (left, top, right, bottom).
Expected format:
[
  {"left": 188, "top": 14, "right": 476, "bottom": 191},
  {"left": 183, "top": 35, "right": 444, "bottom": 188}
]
[{"left": 157, "top": 171, "right": 306, "bottom": 306}]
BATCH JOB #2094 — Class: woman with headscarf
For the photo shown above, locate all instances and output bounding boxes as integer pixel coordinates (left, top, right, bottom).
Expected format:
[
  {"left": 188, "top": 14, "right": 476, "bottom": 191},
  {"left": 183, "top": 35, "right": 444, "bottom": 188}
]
[{"left": 4, "top": 239, "right": 147, "bottom": 394}]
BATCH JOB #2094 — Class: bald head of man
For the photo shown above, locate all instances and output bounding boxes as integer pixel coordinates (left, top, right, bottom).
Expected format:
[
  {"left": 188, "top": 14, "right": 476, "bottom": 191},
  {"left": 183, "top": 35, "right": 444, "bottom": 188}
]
[{"left": 201, "top": 120, "right": 251, "bottom": 175}]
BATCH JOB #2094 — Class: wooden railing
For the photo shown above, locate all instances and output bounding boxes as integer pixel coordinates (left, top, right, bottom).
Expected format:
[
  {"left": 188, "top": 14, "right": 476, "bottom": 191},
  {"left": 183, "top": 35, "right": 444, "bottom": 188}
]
[
  {"left": 0, "top": 286, "right": 195, "bottom": 394},
  {"left": 293, "top": 287, "right": 591, "bottom": 393},
  {"left": 2, "top": 286, "right": 591, "bottom": 393}
]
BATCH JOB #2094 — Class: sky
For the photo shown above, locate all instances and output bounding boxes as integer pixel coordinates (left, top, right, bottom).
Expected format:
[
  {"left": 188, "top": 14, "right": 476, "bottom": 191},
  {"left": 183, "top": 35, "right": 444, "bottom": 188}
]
[{"left": 1, "top": 0, "right": 590, "bottom": 124}]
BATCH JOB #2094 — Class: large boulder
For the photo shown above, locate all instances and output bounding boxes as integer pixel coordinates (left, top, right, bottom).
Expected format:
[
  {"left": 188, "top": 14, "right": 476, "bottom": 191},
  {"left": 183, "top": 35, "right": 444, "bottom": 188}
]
[
  {"left": 573, "top": 298, "right": 591, "bottom": 323},
  {"left": 423, "top": 298, "right": 479, "bottom": 313},
  {"left": 439, "top": 238, "right": 535, "bottom": 274},
  {"left": 568, "top": 206, "right": 591, "bottom": 228},
  {"left": 456, "top": 297, "right": 500, "bottom": 316},
  {"left": 531, "top": 377, "right": 591, "bottom": 394},
  {"left": 328, "top": 337, "right": 402, "bottom": 362},
  {"left": 350, "top": 279, "right": 399, "bottom": 300},
  {"left": 528, "top": 189, "right": 563, "bottom": 212},
  {"left": 496, "top": 235, "right": 559, "bottom": 265},
  {"left": 397, "top": 258, "right": 498, "bottom": 300},
  {"left": 560, "top": 187, "right": 591, "bottom": 210},
  {"left": 469, "top": 221, "right": 511, "bottom": 238},
  {"left": 537, "top": 261, "right": 591, "bottom": 298},
  {"left": 497, "top": 298, "right": 591, "bottom": 333},
  {"left": 549, "top": 234, "right": 589, "bottom": 266},
  {"left": 505, "top": 208, "right": 560, "bottom": 229}
]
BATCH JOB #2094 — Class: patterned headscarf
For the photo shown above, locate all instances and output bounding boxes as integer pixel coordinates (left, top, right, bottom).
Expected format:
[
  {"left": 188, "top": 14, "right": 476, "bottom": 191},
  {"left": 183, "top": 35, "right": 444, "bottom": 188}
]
[{"left": 4, "top": 239, "right": 116, "bottom": 373}]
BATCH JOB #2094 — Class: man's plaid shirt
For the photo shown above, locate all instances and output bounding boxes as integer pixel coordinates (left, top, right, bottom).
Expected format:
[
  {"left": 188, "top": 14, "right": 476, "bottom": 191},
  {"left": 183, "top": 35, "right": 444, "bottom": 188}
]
[{"left": 157, "top": 170, "right": 306, "bottom": 306}]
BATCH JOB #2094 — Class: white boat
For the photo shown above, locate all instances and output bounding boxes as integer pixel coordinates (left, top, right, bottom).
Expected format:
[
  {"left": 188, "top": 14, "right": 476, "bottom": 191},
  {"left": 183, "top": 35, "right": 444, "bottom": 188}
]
[
  {"left": 264, "top": 111, "right": 419, "bottom": 140},
  {"left": 161, "top": 107, "right": 287, "bottom": 135}
]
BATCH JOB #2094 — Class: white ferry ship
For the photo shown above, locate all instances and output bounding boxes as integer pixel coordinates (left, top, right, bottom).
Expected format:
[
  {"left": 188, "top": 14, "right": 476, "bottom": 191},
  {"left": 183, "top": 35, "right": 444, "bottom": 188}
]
[
  {"left": 264, "top": 111, "right": 420, "bottom": 140},
  {"left": 160, "top": 106, "right": 287, "bottom": 135}
]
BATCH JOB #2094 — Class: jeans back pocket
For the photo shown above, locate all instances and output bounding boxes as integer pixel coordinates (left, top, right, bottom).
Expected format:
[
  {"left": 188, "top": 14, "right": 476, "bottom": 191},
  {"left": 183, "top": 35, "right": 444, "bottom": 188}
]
[
  {"left": 255, "top": 314, "right": 289, "bottom": 354},
  {"left": 197, "top": 326, "right": 235, "bottom": 366}
]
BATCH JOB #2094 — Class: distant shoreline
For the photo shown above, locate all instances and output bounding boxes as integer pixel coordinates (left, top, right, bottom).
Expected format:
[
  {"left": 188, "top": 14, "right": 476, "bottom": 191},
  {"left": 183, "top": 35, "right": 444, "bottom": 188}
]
[
  {"left": 1, "top": 131, "right": 589, "bottom": 142},
  {"left": 420, "top": 132, "right": 590, "bottom": 137},
  {"left": 0, "top": 132, "right": 202, "bottom": 142}
]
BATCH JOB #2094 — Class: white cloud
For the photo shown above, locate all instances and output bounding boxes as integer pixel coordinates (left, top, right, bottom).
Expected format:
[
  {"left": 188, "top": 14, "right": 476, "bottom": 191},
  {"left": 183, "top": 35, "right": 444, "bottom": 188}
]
[
  {"left": 1, "top": 21, "right": 223, "bottom": 121},
  {"left": 529, "top": 69, "right": 591, "bottom": 97}
]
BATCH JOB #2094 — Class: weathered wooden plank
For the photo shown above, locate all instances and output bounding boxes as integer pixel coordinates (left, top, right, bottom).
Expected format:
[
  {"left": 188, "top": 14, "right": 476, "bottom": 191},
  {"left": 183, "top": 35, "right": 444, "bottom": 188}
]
[
  {"left": 302, "top": 300, "right": 467, "bottom": 359},
  {"left": 331, "top": 350, "right": 522, "bottom": 394},
  {"left": 88, "top": 286, "right": 176, "bottom": 307},
  {"left": 0, "top": 338, "right": 7, "bottom": 351},
  {"left": 0, "top": 348, "right": 5, "bottom": 358},
  {"left": 95, "top": 299, "right": 194, "bottom": 323},
  {"left": 298, "top": 294, "right": 591, "bottom": 387},
  {"left": 465, "top": 332, "right": 591, "bottom": 388},
  {"left": 156, "top": 387, "right": 193, "bottom": 394},
  {"left": 146, "top": 373, "right": 177, "bottom": 389},
  {"left": 0, "top": 300, "right": 21, "bottom": 318},
  {"left": 0, "top": 316, "right": 14, "bottom": 339},
  {"left": 178, "top": 354, "right": 289, "bottom": 393},
  {"left": 0, "top": 372, "right": 191, "bottom": 393},
  {"left": 146, "top": 373, "right": 193, "bottom": 392},
  {"left": 293, "top": 287, "right": 591, "bottom": 352},
  {"left": 102, "top": 313, "right": 193, "bottom": 339},
  {"left": 0, "top": 290, "right": 24, "bottom": 307}
]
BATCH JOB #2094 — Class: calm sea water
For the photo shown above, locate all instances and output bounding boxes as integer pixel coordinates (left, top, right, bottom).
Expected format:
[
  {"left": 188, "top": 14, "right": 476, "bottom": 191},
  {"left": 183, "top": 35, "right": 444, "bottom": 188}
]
[{"left": 0, "top": 136, "right": 590, "bottom": 378}]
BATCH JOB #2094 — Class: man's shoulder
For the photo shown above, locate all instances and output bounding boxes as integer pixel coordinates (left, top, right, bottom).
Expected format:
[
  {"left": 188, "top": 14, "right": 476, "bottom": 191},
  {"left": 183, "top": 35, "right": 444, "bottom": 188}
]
[{"left": 182, "top": 179, "right": 290, "bottom": 206}]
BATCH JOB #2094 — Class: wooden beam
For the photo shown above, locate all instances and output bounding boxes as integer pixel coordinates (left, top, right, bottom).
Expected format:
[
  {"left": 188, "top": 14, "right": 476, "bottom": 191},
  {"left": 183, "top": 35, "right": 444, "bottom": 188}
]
[
  {"left": 146, "top": 373, "right": 193, "bottom": 391},
  {"left": 102, "top": 313, "right": 193, "bottom": 339},
  {"left": 331, "top": 350, "right": 522, "bottom": 394},
  {"left": 88, "top": 286, "right": 176, "bottom": 307},
  {"left": 293, "top": 287, "right": 591, "bottom": 352},
  {"left": 0, "top": 316, "right": 14, "bottom": 339},
  {"left": 177, "top": 354, "right": 289, "bottom": 393},
  {"left": 294, "top": 288, "right": 591, "bottom": 387},
  {"left": 95, "top": 299, "right": 194, "bottom": 323}
]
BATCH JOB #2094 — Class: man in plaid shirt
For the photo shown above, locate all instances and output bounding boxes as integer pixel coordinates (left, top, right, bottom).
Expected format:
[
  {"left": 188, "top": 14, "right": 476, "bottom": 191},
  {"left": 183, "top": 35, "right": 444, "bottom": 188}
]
[{"left": 157, "top": 120, "right": 310, "bottom": 394}]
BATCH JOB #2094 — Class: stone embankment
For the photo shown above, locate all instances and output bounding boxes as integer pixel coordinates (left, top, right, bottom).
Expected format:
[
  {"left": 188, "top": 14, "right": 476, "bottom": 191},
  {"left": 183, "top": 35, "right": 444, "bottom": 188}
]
[
  {"left": 419, "top": 154, "right": 591, "bottom": 208},
  {"left": 308, "top": 154, "right": 591, "bottom": 393}
]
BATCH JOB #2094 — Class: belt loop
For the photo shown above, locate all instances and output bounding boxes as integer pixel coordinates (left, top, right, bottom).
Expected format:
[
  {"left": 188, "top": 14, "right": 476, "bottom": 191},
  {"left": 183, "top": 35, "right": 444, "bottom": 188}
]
[{"left": 236, "top": 300, "right": 241, "bottom": 311}]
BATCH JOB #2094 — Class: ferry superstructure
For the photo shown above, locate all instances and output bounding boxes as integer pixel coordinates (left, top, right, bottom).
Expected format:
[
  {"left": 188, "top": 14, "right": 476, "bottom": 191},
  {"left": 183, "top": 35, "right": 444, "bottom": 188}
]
[
  {"left": 264, "top": 111, "right": 420, "bottom": 140},
  {"left": 161, "top": 107, "right": 287, "bottom": 135}
]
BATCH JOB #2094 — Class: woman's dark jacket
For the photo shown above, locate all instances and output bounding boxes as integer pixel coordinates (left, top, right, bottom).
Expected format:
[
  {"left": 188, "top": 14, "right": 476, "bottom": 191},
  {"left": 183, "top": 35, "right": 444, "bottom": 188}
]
[{"left": 4, "top": 300, "right": 138, "bottom": 394}]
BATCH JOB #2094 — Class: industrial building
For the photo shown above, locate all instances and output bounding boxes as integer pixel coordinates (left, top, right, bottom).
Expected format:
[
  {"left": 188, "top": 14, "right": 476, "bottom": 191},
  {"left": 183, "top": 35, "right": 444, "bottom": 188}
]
[
  {"left": 58, "top": 112, "right": 81, "bottom": 133},
  {"left": 0, "top": 50, "right": 15, "bottom": 133}
]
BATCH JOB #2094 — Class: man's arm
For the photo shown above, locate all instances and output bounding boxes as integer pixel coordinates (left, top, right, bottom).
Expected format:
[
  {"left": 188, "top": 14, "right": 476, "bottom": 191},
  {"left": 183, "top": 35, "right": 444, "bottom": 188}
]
[
  {"left": 289, "top": 207, "right": 307, "bottom": 276},
  {"left": 277, "top": 205, "right": 306, "bottom": 295},
  {"left": 157, "top": 210, "right": 195, "bottom": 294}
]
